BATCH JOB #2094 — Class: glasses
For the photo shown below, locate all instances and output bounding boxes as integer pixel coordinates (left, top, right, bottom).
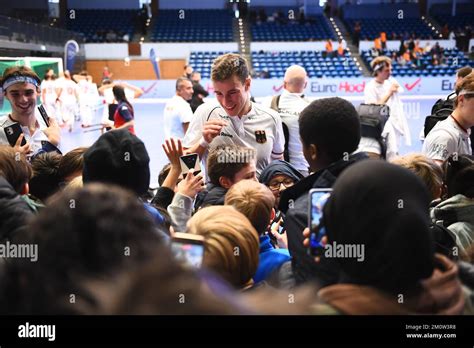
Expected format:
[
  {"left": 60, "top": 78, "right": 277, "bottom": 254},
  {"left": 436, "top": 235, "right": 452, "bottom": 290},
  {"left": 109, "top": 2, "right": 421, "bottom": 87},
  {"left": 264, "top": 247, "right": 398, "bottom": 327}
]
[{"left": 268, "top": 179, "right": 295, "bottom": 191}]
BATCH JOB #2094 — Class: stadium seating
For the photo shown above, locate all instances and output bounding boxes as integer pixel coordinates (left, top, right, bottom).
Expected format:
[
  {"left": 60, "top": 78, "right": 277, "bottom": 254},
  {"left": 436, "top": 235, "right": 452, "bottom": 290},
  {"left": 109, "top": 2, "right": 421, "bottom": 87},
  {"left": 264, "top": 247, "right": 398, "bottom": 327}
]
[
  {"left": 151, "top": 10, "right": 233, "bottom": 42},
  {"left": 430, "top": 4, "right": 474, "bottom": 31},
  {"left": 361, "top": 48, "right": 473, "bottom": 77},
  {"left": 342, "top": 3, "right": 435, "bottom": 40},
  {"left": 251, "top": 50, "right": 361, "bottom": 78},
  {"left": 252, "top": 15, "right": 335, "bottom": 41},
  {"left": 188, "top": 51, "right": 238, "bottom": 78},
  {"left": 66, "top": 9, "right": 137, "bottom": 42},
  {"left": 345, "top": 18, "right": 435, "bottom": 40}
]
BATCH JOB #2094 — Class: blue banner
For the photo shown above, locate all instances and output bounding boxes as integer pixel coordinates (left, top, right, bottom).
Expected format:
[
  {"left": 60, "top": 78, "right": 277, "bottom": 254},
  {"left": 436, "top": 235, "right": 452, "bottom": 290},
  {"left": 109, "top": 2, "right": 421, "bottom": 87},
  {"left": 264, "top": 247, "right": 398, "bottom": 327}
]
[
  {"left": 149, "top": 48, "right": 160, "bottom": 79},
  {"left": 64, "top": 40, "right": 79, "bottom": 72}
]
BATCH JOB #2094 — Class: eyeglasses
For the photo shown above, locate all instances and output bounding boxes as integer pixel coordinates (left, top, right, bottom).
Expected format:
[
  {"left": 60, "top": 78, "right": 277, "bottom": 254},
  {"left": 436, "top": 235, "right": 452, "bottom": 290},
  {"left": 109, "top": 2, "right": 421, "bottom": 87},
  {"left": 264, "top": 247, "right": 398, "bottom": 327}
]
[{"left": 268, "top": 179, "right": 295, "bottom": 191}]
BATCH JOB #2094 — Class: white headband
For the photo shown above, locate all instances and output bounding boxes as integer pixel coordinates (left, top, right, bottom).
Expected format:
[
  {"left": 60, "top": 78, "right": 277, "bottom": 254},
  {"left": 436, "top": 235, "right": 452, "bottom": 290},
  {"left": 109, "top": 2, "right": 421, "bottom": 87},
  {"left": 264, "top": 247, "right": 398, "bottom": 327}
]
[{"left": 458, "top": 90, "right": 474, "bottom": 97}]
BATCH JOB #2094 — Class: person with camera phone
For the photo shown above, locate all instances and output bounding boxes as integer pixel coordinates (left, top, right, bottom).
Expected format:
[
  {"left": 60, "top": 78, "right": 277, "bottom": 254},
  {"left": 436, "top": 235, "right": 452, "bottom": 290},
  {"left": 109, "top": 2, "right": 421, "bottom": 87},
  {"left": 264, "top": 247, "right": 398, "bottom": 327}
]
[
  {"left": 170, "top": 232, "right": 205, "bottom": 268},
  {"left": 0, "top": 66, "right": 61, "bottom": 157},
  {"left": 307, "top": 188, "right": 332, "bottom": 259}
]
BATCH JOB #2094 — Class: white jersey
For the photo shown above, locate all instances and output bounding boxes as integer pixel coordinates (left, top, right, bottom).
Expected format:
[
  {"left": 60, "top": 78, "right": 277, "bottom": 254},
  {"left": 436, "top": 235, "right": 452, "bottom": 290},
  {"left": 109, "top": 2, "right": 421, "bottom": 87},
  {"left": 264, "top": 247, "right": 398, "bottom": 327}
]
[
  {"left": 77, "top": 80, "right": 99, "bottom": 106},
  {"left": 264, "top": 90, "right": 310, "bottom": 173},
  {"left": 183, "top": 101, "right": 285, "bottom": 176},
  {"left": 422, "top": 116, "right": 472, "bottom": 161},
  {"left": 40, "top": 80, "right": 57, "bottom": 105},
  {"left": 57, "top": 79, "right": 78, "bottom": 105},
  {"left": 0, "top": 114, "right": 52, "bottom": 156},
  {"left": 163, "top": 95, "right": 193, "bottom": 139},
  {"left": 357, "top": 77, "right": 410, "bottom": 160}
]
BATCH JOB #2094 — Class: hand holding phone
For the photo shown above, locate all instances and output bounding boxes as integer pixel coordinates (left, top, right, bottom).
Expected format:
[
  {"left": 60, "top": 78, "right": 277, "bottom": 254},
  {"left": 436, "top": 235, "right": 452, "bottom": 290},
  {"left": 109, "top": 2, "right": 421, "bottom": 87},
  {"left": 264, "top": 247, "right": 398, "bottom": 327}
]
[
  {"left": 308, "top": 188, "right": 332, "bottom": 257},
  {"left": 180, "top": 153, "right": 201, "bottom": 177},
  {"left": 171, "top": 232, "right": 205, "bottom": 268},
  {"left": 37, "top": 105, "right": 50, "bottom": 127},
  {"left": 4, "top": 123, "right": 26, "bottom": 147}
]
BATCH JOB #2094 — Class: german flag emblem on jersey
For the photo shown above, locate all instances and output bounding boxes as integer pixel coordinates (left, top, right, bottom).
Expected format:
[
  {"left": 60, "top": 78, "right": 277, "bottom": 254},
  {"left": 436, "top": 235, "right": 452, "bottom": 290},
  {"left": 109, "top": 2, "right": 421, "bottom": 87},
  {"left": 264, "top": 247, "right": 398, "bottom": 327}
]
[{"left": 255, "top": 130, "right": 267, "bottom": 144}]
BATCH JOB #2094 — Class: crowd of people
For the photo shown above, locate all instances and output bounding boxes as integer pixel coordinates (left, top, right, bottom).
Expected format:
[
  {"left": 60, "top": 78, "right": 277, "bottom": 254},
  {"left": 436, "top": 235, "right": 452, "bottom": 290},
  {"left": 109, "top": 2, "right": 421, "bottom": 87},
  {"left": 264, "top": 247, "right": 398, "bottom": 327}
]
[{"left": 0, "top": 54, "right": 473, "bottom": 316}]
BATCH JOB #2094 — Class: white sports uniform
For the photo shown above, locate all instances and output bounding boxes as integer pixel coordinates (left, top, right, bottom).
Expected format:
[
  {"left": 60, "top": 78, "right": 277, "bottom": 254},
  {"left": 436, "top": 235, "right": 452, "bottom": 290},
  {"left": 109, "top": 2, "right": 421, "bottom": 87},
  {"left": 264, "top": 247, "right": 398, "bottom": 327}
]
[
  {"left": 357, "top": 77, "right": 411, "bottom": 160},
  {"left": 183, "top": 101, "right": 285, "bottom": 177},
  {"left": 77, "top": 80, "right": 99, "bottom": 126},
  {"left": 264, "top": 89, "right": 310, "bottom": 175},
  {"left": 422, "top": 116, "right": 472, "bottom": 161},
  {"left": 57, "top": 78, "right": 78, "bottom": 128},
  {"left": 0, "top": 114, "right": 51, "bottom": 156},
  {"left": 40, "top": 79, "right": 58, "bottom": 122},
  {"left": 163, "top": 95, "right": 194, "bottom": 139}
]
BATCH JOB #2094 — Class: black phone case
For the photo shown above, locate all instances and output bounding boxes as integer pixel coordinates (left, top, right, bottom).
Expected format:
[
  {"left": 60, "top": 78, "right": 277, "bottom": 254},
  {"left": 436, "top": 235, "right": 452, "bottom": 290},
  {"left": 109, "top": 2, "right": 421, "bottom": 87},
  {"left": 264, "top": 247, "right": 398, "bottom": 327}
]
[
  {"left": 4, "top": 123, "right": 26, "bottom": 147},
  {"left": 38, "top": 105, "right": 50, "bottom": 127}
]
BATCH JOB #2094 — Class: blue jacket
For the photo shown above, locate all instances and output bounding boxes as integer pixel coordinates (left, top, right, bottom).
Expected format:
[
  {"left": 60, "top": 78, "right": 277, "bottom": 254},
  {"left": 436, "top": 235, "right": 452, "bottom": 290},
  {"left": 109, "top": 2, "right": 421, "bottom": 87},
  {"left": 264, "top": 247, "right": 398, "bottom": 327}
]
[{"left": 254, "top": 235, "right": 291, "bottom": 283}]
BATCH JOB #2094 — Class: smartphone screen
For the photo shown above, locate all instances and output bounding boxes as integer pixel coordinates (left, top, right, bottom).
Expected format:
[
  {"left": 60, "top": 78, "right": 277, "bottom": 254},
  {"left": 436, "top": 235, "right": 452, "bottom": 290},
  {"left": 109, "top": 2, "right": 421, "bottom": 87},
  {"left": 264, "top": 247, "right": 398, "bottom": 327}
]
[
  {"left": 180, "top": 153, "right": 201, "bottom": 177},
  {"left": 308, "top": 189, "right": 332, "bottom": 257},
  {"left": 171, "top": 240, "right": 204, "bottom": 268}
]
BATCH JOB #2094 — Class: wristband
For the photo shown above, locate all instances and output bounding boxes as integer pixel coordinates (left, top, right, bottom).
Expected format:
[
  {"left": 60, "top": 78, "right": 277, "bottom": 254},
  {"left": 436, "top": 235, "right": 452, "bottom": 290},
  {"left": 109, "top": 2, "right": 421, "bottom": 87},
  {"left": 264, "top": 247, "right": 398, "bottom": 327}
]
[{"left": 199, "top": 136, "right": 209, "bottom": 148}]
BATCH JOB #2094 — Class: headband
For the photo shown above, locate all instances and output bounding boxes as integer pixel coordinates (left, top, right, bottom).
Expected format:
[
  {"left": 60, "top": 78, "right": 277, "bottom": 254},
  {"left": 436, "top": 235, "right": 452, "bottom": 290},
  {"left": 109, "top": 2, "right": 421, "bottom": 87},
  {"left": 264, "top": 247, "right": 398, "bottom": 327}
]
[
  {"left": 373, "top": 63, "right": 385, "bottom": 72},
  {"left": 458, "top": 90, "right": 474, "bottom": 97},
  {"left": 2, "top": 76, "right": 40, "bottom": 90}
]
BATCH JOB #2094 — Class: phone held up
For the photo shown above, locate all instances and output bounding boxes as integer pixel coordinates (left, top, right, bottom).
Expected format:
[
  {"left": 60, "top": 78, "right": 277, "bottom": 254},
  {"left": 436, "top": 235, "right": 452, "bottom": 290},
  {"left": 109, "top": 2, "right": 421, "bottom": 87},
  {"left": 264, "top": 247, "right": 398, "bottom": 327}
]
[
  {"left": 180, "top": 153, "right": 201, "bottom": 178},
  {"left": 4, "top": 122, "right": 26, "bottom": 147},
  {"left": 308, "top": 188, "right": 332, "bottom": 257},
  {"left": 171, "top": 232, "right": 205, "bottom": 268}
]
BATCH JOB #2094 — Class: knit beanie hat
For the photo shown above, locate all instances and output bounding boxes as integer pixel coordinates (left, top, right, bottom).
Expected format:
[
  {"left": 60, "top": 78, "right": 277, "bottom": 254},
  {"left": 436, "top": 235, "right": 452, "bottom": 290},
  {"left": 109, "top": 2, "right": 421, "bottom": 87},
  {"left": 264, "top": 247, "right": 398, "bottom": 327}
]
[{"left": 83, "top": 129, "right": 150, "bottom": 196}]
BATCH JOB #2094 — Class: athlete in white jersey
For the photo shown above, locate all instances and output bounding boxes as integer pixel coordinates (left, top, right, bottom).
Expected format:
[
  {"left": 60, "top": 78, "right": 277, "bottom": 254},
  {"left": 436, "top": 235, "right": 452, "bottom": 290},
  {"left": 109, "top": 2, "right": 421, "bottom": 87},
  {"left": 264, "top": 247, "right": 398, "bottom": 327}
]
[
  {"left": 56, "top": 70, "right": 78, "bottom": 132},
  {"left": 75, "top": 71, "right": 99, "bottom": 127},
  {"left": 183, "top": 54, "right": 284, "bottom": 177},
  {"left": 356, "top": 56, "right": 411, "bottom": 160},
  {"left": 40, "top": 69, "right": 58, "bottom": 123}
]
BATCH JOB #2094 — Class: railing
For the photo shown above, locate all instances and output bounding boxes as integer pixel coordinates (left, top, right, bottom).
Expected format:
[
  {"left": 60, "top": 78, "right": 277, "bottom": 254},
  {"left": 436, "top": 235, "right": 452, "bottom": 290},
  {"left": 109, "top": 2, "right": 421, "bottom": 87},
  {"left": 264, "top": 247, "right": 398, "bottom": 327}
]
[{"left": 0, "top": 15, "right": 84, "bottom": 46}]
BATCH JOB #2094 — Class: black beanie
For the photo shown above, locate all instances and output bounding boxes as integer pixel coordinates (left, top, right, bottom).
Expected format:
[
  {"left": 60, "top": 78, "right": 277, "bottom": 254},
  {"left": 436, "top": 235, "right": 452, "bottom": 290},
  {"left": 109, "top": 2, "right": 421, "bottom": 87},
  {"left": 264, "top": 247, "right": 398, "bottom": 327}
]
[
  {"left": 83, "top": 129, "right": 150, "bottom": 196},
  {"left": 323, "top": 160, "right": 435, "bottom": 294}
]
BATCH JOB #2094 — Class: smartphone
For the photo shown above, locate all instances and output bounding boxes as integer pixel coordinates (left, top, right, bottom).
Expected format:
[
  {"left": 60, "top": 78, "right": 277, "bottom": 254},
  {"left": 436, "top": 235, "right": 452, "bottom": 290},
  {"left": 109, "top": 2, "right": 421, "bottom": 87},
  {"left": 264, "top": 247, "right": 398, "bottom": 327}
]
[
  {"left": 308, "top": 188, "right": 332, "bottom": 257},
  {"left": 270, "top": 210, "right": 285, "bottom": 234},
  {"left": 4, "top": 123, "right": 26, "bottom": 147},
  {"left": 37, "top": 105, "right": 50, "bottom": 127},
  {"left": 180, "top": 153, "right": 201, "bottom": 177},
  {"left": 171, "top": 232, "right": 205, "bottom": 268},
  {"left": 40, "top": 140, "right": 62, "bottom": 155}
]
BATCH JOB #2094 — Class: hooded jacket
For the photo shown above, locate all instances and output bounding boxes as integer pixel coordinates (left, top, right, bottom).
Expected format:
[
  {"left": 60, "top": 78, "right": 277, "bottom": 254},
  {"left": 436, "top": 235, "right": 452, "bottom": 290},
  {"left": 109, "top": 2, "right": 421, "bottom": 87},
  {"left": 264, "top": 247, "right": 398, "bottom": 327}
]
[
  {"left": 278, "top": 152, "right": 368, "bottom": 286},
  {"left": 431, "top": 194, "right": 474, "bottom": 257},
  {"left": 0, "top": 177, "right": 33, "bottom": 242},
  {"left": 318, "top": 254, "right": 466, "bottom": 315}
]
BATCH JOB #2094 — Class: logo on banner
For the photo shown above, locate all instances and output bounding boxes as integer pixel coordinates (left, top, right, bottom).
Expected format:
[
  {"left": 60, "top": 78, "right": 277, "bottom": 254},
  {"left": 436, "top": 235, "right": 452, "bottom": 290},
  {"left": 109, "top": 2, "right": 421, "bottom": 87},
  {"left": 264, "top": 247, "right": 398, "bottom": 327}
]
[
  {"left": 272, "top": 84, "right": 284, "bottom": 93},
  {"left": 404, "top": 78, "right": 421, "bottom": 92},
  {"left": 64, "top": 40, "right": 79, "bottom": 72},
  {"left": 441, "top": 79, "right": 455, "bottom": 91},
  {"left": 310, "top": 81, "right": 337, "bottom": 93},
  {"left": 339, "top": 81, "right": 365, "bottom": 93}
]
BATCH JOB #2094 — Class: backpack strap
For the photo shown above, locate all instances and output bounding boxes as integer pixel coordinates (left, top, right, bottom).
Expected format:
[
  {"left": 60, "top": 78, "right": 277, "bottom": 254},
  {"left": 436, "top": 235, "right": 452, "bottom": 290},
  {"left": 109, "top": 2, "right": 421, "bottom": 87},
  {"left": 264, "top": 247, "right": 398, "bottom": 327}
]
[
  {"left": 270, "top": 95, "right": 281, "bottom": 112},
  {"left": 282, "top": 122, "right": 290, "bottom": 162}
]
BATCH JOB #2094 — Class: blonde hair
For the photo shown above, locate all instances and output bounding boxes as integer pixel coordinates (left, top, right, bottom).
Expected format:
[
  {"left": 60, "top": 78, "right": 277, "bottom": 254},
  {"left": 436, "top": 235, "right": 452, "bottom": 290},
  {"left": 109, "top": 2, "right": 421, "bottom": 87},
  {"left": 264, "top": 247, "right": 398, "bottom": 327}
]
[
  {"left": 225, "top": 180, "right": 275, "bottom": 235},
  {"left": 391, "top": 154, "right": 443, "bottom": 200},
  {"left": 186, "top": 206, "right": 259, "bottom": 289}
]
